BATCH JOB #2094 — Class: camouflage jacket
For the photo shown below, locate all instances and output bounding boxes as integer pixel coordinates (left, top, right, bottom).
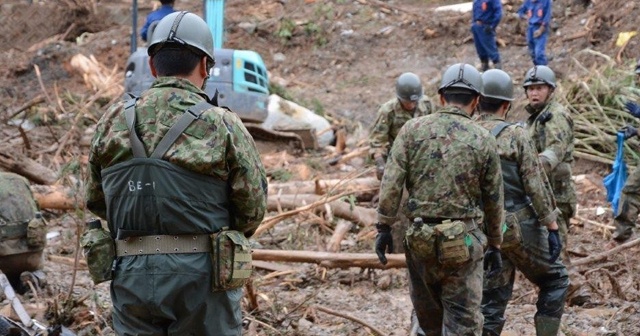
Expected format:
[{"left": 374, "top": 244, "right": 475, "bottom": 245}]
[
  {"left": 85, "top": 77, "right": 268, "bottom": 235},
  {"left": 525, "top": 100, "right": 576, "bottom": 205},
  {"left": 476, "top": 113, "right": 558, "bottom": 226},
  {"left": 377, "top": 106, "right": 504, "bottom": 246},
  {"left": 369, "top": 96, "right": 433, "bottom": 159}
]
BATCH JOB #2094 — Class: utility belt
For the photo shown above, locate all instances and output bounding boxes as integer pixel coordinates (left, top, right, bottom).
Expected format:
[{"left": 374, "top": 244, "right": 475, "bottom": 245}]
[
  {"left": 502, "top": 204, "right": 535, "bottom": 252},
  {"left": 405, "top": 217, "right": 477, "bottom": 267},
  {"left": 82, "top": 227, "right": 252, "bottom": 291}
]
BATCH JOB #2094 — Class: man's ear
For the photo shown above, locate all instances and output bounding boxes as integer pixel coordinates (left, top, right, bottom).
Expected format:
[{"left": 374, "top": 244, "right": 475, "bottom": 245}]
[
  {"left": 149, "top": 56, "right": 158, "bottom": 78},
  {"left": 199, "top": 57, "right": 209, "bottom": 78},
  {"left": 439, "top": 94, "right": 446, "bottom": 106}
]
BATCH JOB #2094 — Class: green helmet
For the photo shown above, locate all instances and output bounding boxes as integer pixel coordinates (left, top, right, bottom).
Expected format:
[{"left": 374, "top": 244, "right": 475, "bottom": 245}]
[
  {"left": 481, "top": 69, "right": 514, "bottom": 102},
  {"left": 523, "top": 65, "right": 556, "bottom": 88},
  {"left": 438, "top": 63, "right": 483, "bottom": 95},
  {"left": 148, "top": 11, "right": 214, "bottom": 64},
  {"left": 396, "top": 72, "right": 423, "bottom": 102}
]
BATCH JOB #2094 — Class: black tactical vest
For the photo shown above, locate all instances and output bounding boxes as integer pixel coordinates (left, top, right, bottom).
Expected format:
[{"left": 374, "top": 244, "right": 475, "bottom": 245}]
[
  {"left": 101, "top": 99, "right": 230, "bottom": 237},
  {"left": 491, "top": 122, "right": 531, "bottom": 212}
]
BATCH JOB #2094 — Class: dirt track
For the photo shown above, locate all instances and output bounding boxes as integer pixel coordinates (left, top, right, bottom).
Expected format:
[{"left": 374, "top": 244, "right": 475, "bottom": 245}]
[{"left": 1, "top": 0, "right": 640, "bottom": 335}]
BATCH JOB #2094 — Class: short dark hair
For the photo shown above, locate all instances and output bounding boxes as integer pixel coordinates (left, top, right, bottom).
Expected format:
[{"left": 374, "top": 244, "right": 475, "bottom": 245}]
[
  {"left": 479, "top": 97, "right": 505, "bottom": 113},
  {"left": 442, "top": 92, "right": 477, "bottom": 106},
  {"left": 160, "top": 0, "right": 175, "bottom": 5},
  {"left": 152, "top": 47, "right": 202, "bottom": 77}
]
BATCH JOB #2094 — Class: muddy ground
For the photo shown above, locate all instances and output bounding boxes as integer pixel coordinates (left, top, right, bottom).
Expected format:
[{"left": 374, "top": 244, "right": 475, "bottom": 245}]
[{"left": 1, "top": 0, "right": 640, "bottom": 335}]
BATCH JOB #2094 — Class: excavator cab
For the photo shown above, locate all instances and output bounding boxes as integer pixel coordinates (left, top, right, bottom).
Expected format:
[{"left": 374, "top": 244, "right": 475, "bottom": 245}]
[{"left": 124, "top": 0, "right": 269, "bottom": 123}]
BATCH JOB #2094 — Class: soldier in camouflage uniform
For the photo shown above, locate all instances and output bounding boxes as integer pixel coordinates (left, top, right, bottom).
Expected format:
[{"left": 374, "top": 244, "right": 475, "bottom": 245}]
[
  {"left": 521, "top": 65, "right": 590, "bottom": 306},
  {"left": 612, "top": 60, "right": 640, "bottom": 242},
  {"left": 369, "top": 72, "right": 433, "bottom": 254},
  {"left": 375, "top": 63, "right": 504, "bottom": 335},
  {"left": 476, "top": 70, "right": 568, "bottom": 336},
  {"left": 0, "top": 172, "right": 47, "bottom": 294},
  {"left": 85, "top": 12, "right": 267, "bottom": 336}
]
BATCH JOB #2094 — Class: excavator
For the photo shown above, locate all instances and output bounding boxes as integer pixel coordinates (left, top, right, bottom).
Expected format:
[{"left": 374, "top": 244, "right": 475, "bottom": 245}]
[{"left": 123, "top": 0, "right": 321, "bottom": 151}]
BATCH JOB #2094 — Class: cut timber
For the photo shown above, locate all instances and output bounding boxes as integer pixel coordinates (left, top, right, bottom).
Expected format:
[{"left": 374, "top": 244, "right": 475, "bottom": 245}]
[
  {"left": 268, "top": 177, "right": 379, "bottom": 197},
  {"left": 326, "top": 219, "right": 354, "bottom": 252},
  {"left": 0, "top": 150, "right": 58, "bottom": 185},
  {"left": 252, "top": 249, "right": 406, "bottom": 269},
  {"left": 267, "top": 194, "right": 377, "bottom": 227},
  {"left": 328, "top": 146, "right": 371, "bottom": 166},
  {"left": 31, "top": 185, "right": 79, "bottom": 210}
]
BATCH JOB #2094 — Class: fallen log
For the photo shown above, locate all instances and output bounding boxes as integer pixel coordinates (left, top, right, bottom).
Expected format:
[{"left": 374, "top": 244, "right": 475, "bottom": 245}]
[
  {"left": 267, "top": 194, "right": 377, "bottom": 227},
  {"left": 268, "top": 177, "right": 379, "bottom": 197},
  {"left": 50, "top": 250, "right": 405, "bottom": 270},
  {"left": 31, "top": 185, "right": 79, "bottom": 210},
  {"left": 0, "top": 150, "right": 58, "bottom": 185},
  {"left": 573, "top": 237, "right": 640, "bottom": 266},
  {"left": 252, "top": 249, "right": 406, "bottom": 269}
]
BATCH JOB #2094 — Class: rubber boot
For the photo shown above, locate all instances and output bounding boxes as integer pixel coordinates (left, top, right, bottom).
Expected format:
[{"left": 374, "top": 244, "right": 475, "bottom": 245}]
[
  {"left": 410, "top": 309, "right": 426, "bottom": 336},
  {"left": 612, "top": 225, "right": 633, "bottom": 243},
  {"left": 534, "top": 316, "right": 561, "bottom": 336},
  {"left": 493, "top": 61, "right": 502, "bottom": 70},
  {"left": 481, "top": 60, "right": 489, "bottom": 72}
]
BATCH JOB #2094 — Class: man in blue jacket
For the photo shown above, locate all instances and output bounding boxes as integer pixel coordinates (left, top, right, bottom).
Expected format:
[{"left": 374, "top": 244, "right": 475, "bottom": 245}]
[
  {"left": 472, "top": 0, "right": 503, "bottom": 71},
  {"left": 518, "top": 0, "right": 552, "bottom": 66},
  {"left": 141, "top": 0, "right": 175, "bottom": 42}
]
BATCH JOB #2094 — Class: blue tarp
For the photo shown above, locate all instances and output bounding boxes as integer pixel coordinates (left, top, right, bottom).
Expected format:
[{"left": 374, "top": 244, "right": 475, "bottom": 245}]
[{"left": 603, "top": 132, "right": 628, "bottom": 215}]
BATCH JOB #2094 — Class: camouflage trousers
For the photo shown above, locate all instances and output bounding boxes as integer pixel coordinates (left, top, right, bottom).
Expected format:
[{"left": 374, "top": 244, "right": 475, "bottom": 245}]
[
  {"left": 613, "top": 166, "right": 640, "bottom": 239},
  {"left": 406, "top": 227, "right": 486, "bottom": 336},
  {"left": 481, "top": 216, "right": 569, "bottom": 336}
]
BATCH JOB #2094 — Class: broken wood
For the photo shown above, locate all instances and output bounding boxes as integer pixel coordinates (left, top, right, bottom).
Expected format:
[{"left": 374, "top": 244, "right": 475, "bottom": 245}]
[
  {"left": 326, "top": 219, "right": 354, "bottom": 252},
  {"left": 256, "top": 191, "right": 361, "bottom": 237},
  {"left": 5, "top": 95, "right": 45, "bottom": 120},
  {"left": 267, "top": 194, "right": 377, "bottom": 227},
  {"left": 252, "top": 249, "right": 406, "bottom": 269},
  {"left": 563, "top": 31, "right": 588, "bottom": 42},
  {"left": 268, "top": 177, "right": 379, "bottom": 197},
  {"left": 31, "top": 185, "right": 79, "bottom": 210},
  {"left": 0, "top": 150, "right": 58, "bottom": 185},
  {"left": 573, "top": 237, "right": 640, "bottom": 266},
  {"left": 328, "top": 146, "right": 371, "bottom": 166},
  {"left": 252, "top": 260, "right": 298, "bottom": 273},
  {"left": 315, "top": 305, "right": 387, "bottom": 336}
]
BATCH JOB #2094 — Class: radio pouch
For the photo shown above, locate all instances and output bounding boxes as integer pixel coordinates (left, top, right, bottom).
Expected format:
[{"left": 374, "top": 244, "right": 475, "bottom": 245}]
[{"left": 211, "top": 229, "right": 253, "bottom": 291}]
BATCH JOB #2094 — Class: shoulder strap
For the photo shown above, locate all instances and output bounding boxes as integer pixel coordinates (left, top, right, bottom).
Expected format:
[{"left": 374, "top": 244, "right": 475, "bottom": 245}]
[
  {"left": 490, "top": 121, "right": 513, "bottom": 138},
  {"left": 150, "top": 101, "right": 213, "bottom": 159},
  {"left": 124, "top": 97, "right": 148, "bottom": 158}
]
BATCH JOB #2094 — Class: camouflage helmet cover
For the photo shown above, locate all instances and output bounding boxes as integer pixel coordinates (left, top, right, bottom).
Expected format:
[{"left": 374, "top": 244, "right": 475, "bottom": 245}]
[
  {"left": 523, "top": 65, "right": 556, "bottom": 88},
  {"left": 396, "top": 72, "right": 423, "bottom": 102},
  {"left": 148, "top": 11, "right": 214, "bottom": 63},
  {"left": 481, "top": 69, "right": 514, "bottom": 102},
  {"left": 438, "top": 63, "right": 483, "bottom": 95}
]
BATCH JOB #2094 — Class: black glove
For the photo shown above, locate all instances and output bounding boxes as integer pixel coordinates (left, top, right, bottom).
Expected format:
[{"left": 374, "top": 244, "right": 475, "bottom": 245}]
[
  {"left": 624, "top": 101, "right": 640, "bottom": 119},
  {"left": 374, "top": 157, "right": 386, "bottom": 181},
  {"left": 483, "top": 25, "right": 493, "bottom": 33},
  {"left": 375, "top": 223, "right": 393, "bottom": 265},
  {"left": 621, "top": 125, "right": 638, "bottom": 140},
  {"left": 483, "top": 246, "right": 502, "bottom": 279},
  {"left": 547, "top": 229, "right": 562, "bottom": 263}
]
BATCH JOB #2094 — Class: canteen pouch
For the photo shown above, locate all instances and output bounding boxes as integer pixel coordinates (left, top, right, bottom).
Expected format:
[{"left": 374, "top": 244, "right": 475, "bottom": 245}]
[
  {"left": 501, "top": 213, "right": 522, "bottom": 252},
  {"left": 435, "top": 220, "right": 471, "bottom": 266},
  {"left": 405, "top": 222, "right": 436, "bottom": 260},
  {"left": 80, "top": 229, "right": 115, "bottom": 284},
  {"left": 26, "top": 216, "right": 46, "bottom": 249},
  {"left": 211, "top": 229, "right": 253, "bottom": 291}
]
